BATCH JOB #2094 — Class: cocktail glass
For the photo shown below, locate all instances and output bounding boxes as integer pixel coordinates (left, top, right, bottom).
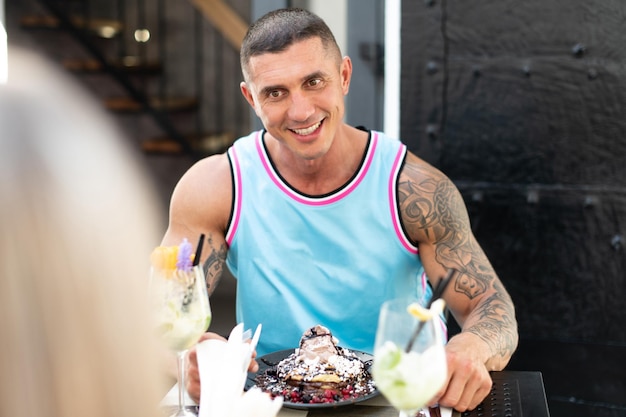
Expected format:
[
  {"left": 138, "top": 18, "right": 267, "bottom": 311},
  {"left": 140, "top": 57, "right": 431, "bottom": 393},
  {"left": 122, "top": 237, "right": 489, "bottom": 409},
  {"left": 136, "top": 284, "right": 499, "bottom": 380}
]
[
  {"left": 150, "top": 264, "right": 211, "bottom": 417},
  {"left": 372, "top": 297, "right": 447, "bottom": 417}
]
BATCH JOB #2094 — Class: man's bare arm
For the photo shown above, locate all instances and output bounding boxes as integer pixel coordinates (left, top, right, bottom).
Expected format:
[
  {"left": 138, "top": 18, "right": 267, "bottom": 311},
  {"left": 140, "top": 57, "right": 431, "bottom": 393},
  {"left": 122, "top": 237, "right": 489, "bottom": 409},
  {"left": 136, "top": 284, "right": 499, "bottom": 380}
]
[
  {"left": 201, "top": 234, "right": 228, "bottom": 295},
  {"left": 398, "top": 153, "right": 518, "bottom": 369},
  {"left": 161, "top": 153, "right": 233, "bottom": 296}
]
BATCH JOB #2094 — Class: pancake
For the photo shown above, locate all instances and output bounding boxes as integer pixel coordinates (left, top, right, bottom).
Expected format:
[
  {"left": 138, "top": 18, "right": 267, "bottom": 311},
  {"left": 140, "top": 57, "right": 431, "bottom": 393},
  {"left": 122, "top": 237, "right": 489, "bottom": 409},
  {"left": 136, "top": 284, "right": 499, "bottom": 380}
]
[{"left": 254, "top": 325, "right": 375, "bottom": 404}]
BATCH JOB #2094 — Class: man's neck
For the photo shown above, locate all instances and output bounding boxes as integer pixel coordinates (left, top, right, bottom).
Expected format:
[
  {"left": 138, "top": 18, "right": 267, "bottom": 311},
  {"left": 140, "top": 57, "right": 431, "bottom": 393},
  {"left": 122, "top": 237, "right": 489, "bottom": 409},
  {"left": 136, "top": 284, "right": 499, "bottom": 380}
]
[{"left": 264, "top": 125, "right": 369, "bottom": 196}]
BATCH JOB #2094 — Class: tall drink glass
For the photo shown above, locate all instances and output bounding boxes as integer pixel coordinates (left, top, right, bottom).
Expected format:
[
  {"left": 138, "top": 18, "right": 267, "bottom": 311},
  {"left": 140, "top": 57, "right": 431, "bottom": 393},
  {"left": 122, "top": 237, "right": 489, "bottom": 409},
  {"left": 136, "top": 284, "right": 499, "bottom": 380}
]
[
  {"left": 372, "top": 298, "right": 447, "bottom": 417},
  {"left": 150, "top": 264, "right": 211, "bottom": 417}
]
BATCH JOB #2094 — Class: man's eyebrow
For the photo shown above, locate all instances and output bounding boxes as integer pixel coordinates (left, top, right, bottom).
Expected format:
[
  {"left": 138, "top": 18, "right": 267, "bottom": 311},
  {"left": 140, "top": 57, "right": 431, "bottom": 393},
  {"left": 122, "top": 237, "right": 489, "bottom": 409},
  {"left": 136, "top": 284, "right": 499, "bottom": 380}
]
[
  {"left": 302, "top": 71, "right": 327, "bottom": 82},
  {"left": 259, "top": 71, "right": 328, "bottom": 96},
  {"left": 259, "top": 84, "right": 284, "bottom": 97}
]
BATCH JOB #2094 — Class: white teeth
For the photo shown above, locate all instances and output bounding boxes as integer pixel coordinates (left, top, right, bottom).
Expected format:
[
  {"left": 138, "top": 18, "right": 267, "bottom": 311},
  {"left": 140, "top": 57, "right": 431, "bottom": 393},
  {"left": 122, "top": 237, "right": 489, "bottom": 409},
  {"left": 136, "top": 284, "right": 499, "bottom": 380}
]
[{"left": 292, "top": 121, "right": 321, "bottom": 136}]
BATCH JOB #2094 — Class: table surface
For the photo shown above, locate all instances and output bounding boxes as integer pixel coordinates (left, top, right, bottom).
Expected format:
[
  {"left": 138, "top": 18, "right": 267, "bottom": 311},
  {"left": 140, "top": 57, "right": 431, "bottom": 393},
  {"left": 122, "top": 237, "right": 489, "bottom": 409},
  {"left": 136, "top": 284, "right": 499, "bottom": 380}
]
[
  {"left": 275, "top": 395, "right": 452, "bottom": 417},
  {"left": 275, "top": 371, "right": 550, "bottom": 417},
  {"left": 163, "top": 371, "right": 549, "bottom": 417}
]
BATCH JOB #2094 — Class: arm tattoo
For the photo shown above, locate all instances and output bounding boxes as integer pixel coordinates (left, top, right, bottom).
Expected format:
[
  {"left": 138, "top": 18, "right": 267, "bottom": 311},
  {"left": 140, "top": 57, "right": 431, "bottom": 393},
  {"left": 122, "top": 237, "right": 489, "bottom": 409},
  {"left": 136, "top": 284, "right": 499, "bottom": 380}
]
[
  {"left": 399, "top": 164, "right": 517, "bottom": 358},
  {"left": 465, "top": 282, "right": 518, "bottom": 358},
  {"left": 398, "top": 173, "right": 490, "bottom": 299},
  {"left": 202, "top": 234, "right": 228, "bottom": 295}
]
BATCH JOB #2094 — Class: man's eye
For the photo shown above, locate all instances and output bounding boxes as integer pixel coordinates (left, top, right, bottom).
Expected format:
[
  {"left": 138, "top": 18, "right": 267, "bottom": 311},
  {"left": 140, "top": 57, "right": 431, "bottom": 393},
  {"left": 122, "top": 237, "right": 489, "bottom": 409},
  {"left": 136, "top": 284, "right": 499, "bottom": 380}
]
[
  {"left": 308, "top": 79, "right": 321, "bottom": 87},
  {"left": 269, "top": 90, "right": 281, "bottom": 98}
]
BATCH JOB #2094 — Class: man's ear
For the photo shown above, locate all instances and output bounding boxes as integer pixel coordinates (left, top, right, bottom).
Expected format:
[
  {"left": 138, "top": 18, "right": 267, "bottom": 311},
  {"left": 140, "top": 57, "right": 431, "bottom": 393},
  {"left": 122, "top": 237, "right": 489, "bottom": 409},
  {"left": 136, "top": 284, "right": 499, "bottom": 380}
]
[
  {"left": 240, "top": 81, "right": 256, "bottom": 109},
  {"left": 340, "top": 56, "right": 353, "bottom": 95}
]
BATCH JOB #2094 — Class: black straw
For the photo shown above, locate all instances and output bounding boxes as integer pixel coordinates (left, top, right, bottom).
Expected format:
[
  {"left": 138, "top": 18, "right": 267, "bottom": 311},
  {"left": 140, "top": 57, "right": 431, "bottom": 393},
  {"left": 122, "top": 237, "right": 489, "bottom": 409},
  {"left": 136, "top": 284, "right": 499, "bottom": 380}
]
[
  {"left": 192, "top": 234, "right": 205, "bottom": 267},
  {"left": 405, "top": 268, "right": 456, "bottom": 352}
]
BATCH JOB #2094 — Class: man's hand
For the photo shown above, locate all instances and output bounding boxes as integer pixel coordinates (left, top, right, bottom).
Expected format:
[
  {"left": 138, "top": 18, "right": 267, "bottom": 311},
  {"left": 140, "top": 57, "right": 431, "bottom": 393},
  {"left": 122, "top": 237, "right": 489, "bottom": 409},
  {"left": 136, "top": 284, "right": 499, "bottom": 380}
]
[
  {"left": 185, "top": 332, "right": 260, "bottom": 403},
  {"left": 428, "top": 334, "right": 493, "bottom": 412}
]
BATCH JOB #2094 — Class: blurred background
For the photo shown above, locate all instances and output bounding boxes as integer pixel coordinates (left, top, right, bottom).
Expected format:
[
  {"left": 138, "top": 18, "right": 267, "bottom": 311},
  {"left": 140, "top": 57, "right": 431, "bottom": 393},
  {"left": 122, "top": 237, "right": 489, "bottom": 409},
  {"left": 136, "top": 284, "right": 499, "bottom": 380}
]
[{"left": 3, "top": 1, "right": 625, "bottom": 416}]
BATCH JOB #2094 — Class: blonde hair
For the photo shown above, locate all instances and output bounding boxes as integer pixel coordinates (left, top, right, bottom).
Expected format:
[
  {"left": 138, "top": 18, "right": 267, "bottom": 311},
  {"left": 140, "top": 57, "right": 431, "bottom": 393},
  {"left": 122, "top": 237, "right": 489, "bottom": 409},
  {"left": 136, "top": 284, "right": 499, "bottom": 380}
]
[{"left": 0, "top": 48, "right": 167, "bottom": 417}]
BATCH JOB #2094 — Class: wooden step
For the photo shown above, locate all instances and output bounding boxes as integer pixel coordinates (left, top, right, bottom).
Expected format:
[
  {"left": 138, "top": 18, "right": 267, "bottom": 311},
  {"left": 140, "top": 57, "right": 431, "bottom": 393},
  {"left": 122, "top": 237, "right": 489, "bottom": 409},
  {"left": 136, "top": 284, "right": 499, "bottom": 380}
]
[
  {"left": 141, "top": 132, "right": 235, "bottom": 155},
  {"left": 63, "top": 57, "right": 162, "bottom": 75},
  {"left": 105, "top": 96, "right": 198, "bottom": 114},
  {"left": 20, "top": 15, "right": 123, "bottom": 38}
]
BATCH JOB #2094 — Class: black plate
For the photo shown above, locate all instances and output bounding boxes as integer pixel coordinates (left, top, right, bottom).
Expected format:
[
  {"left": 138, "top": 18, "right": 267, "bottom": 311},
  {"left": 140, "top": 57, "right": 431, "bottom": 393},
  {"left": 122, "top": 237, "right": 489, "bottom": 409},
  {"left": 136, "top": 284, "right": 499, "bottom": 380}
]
[{"left": 245, "top": 348, "right": 379, "bottom": 410}]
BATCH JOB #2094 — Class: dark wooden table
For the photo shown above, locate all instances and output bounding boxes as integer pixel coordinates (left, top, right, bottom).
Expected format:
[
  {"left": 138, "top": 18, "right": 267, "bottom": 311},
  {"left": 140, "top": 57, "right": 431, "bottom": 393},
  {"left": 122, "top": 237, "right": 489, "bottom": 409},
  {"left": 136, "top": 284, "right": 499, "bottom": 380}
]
[
  {"left": 162, "top": 371, "right": 549, "bottom": 417},
  {"left": 275, "top": 371, "right": 550, "bottom": 417}
]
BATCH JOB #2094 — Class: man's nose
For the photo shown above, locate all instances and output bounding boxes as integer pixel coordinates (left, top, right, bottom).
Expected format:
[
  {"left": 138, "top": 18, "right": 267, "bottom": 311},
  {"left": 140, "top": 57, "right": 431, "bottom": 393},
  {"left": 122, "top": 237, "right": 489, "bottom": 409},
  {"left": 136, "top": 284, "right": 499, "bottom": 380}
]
[{"left": 287, "top": 92, "right": 315, "bottom": 122}]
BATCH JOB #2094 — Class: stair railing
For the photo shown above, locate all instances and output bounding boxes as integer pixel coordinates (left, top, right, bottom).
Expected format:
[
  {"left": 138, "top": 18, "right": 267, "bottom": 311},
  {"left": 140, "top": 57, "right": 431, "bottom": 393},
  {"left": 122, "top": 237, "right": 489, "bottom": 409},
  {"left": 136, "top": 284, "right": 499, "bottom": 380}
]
[{"left": 30, "top": 0, "right": 250, "bottom": 158}]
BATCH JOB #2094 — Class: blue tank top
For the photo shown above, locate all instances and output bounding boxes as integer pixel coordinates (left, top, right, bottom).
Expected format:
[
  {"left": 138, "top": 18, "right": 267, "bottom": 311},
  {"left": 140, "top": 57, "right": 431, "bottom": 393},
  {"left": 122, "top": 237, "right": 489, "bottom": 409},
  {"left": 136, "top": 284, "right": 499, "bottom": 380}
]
[{"left": 225, "top": 130, "right": 430, "bottom": 356}]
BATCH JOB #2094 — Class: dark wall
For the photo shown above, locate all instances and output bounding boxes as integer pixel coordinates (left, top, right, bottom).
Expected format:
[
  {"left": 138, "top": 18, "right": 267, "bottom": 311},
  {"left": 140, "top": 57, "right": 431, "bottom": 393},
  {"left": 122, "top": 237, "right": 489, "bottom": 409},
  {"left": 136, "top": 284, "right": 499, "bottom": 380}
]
[{"left": 400, "top": 1, "right": 626, "bottom": 416}]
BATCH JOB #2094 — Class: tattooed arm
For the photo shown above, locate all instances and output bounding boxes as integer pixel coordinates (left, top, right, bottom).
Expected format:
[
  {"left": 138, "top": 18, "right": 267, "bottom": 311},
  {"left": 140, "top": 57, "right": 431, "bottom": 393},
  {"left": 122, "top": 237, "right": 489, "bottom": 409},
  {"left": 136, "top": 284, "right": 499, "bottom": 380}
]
[{"left": 398, "top": 152, "right": 518, "bottom": 411}]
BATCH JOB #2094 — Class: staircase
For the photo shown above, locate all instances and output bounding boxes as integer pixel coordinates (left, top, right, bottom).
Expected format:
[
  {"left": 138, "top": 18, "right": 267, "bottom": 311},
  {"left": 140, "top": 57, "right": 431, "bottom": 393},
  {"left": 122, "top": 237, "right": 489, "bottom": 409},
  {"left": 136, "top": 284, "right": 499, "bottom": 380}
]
[
  {"left": 9, "top": 0, "right": 251, "bottom": 160},
  {"left": 6, "top": 0, "right": 246, "bottom": 333}
]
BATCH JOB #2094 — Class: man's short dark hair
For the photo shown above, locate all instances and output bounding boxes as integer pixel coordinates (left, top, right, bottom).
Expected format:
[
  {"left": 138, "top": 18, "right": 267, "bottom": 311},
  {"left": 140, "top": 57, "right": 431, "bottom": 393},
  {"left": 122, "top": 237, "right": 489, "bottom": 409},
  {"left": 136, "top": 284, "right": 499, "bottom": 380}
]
[{"left": 240, "top": 8, "right": 341, "bottom": 80}]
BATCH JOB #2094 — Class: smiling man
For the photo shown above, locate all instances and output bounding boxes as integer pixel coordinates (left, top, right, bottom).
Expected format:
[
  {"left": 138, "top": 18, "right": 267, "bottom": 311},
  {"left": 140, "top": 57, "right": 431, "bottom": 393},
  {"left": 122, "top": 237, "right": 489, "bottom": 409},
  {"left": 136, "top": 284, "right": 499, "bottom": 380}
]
[{"left": 160, "top": 8, "right": 518, "bottom": 412}]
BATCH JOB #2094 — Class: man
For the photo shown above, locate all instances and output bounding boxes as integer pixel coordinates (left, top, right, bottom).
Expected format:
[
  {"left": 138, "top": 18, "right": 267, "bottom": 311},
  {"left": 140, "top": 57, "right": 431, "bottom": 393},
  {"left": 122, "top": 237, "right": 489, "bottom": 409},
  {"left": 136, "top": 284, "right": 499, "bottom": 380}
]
[{"left": 161, "top": 8, "right": 518, "bottom": 412}]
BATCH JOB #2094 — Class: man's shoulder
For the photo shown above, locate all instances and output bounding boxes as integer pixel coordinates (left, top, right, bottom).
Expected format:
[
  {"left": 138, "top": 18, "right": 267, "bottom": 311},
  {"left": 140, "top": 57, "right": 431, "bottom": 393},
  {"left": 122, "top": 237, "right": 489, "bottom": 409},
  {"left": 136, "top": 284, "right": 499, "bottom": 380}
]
[
  {"left": 398, "top": 149, "right": 450, "bottom": 185},
  {"left": 176, "top": 153, "right": 232, "bottom": 197}
]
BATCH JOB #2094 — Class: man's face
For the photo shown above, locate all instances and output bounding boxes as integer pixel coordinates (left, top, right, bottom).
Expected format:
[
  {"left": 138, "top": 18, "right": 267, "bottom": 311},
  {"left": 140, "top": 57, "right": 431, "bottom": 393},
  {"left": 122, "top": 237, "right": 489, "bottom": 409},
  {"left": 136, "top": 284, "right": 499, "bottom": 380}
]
[{"left": 240, "top": 37, "right": 352, "bottom": 161}]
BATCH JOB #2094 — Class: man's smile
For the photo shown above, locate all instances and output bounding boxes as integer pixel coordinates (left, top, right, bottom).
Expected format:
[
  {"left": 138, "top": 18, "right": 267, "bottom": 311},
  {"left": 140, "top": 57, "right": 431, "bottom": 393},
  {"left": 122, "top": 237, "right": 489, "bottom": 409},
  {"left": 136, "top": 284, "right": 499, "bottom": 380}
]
[{"left": 290, "top": 119, "right": 323, "bottom": 136}]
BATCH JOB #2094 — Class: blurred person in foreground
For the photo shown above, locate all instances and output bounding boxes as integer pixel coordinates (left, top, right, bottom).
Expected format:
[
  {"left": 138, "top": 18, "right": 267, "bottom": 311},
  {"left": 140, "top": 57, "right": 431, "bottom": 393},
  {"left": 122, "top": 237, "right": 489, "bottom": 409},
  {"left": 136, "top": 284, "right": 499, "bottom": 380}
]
[
  {"left": 0, "top": 47, "right": 168, "bottom": 417},
  {"left": 161, "top": 8, "right": 519, "bottom": 412}
]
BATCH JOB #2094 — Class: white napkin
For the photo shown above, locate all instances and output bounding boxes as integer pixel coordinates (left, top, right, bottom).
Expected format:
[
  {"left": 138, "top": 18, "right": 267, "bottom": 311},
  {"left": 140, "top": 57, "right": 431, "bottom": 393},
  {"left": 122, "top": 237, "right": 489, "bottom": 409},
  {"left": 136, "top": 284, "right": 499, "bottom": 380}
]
[{"left": 196, "top": 323, "right": 283, "bottom": 417}]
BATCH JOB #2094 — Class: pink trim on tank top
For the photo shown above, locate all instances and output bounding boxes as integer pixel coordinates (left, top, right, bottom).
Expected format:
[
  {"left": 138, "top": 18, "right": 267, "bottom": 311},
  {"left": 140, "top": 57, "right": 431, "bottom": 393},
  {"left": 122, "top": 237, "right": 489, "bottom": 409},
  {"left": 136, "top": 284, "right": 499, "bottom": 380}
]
[
  {"left": 388, "top": 145, "right": 418, "bottom": 254},
  {"left": 256, "top": 131, "right": 378, "bottom": 206},
  {"left": 226, "top": 146, "right": 242, "bottom": 247}
]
